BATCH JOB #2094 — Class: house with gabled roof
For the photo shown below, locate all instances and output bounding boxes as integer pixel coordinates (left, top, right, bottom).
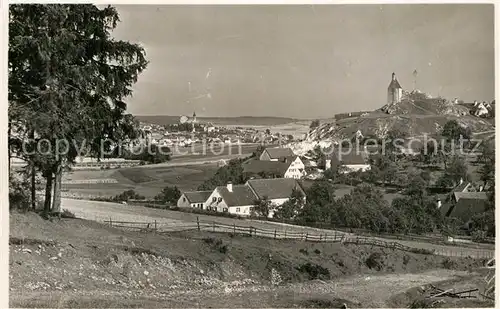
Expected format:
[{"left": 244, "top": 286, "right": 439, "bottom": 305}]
[
  {"left": 325, "top": 149, "right": 371, "bottom": 174},
  {"left": 194, "top": 178, "right": 306, "bottom": 218},
  {"left": 177, "top": 191, "right": 213, "bottom": 209},
  {"left": 440, "top": 191, "right": 489, "bottom": 228},
  {"left": 243, "top": 155, "right": 306, "bottom": 179},
  {"left": 259, "top": 147, "right": 295, "bottom": 161}
]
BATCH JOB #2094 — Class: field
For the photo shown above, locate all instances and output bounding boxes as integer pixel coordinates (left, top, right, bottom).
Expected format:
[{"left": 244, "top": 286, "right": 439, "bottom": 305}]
[
  {"left": 60, "top": 198, "right": 494, "bottom": 259},
  {"left": 62, "top": 163, "right": 219, "bottom": 198},
  {"left": 9, "top": 212, "right": 494, "bottom": 308},
  {"left": 62, "top": 143, "right": 258, "bottom": 198}
]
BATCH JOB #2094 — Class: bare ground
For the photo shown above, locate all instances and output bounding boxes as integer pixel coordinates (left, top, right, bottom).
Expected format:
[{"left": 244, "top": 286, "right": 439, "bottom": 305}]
[{"left": 9, "top": 212, "right": 493, "bottom": 308}]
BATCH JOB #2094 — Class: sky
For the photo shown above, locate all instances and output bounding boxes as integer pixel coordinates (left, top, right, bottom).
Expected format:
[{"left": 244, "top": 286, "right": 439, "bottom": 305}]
[{"left": 111, "top": 4, "right": 494, "bottom": 119}]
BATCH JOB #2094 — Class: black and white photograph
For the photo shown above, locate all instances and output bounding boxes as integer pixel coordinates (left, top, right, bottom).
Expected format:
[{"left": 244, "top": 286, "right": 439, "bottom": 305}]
[{"left": 7, "top": 3, "right": 496, "bottom": 308}]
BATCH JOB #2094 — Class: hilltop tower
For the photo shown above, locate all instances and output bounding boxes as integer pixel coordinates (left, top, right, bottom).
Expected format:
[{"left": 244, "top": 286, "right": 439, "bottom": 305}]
[{"left": 387, "top": 72, "right": 403, "bottom": 104}]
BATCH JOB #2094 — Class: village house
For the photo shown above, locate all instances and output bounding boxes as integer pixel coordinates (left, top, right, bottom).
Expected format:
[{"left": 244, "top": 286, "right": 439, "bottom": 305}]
[
  {"left": 438, "top": 179, "right": 489, "bottom": 229},
  {"left": 177, "top": 191, "right": 213, "bottom": 209},
  {"left": 243, "top": 155, "right": 306, "bottom": 179},
  {"left": 185, "top": 178, "right": 306, "bottom": 218},
  {"left": 259, "top": 147, "right": 296, "bottom": 161},
  {"left": 325, "top": 150, "right": 371, "bottom": 173}
]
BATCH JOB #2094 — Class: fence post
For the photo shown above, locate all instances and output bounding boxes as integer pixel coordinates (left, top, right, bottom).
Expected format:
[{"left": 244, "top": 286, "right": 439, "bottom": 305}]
[
  {"left": 154, "top": 220, "right": 157, "bottom": 233},
  {"left": 305, "top": 232, "right": 308, "bottom": 242},
  {"left": 212, "top": 221, "right": 215, "bottom": 232},
  {"left": 249, "top": 226, "right": 252, "bottom": 236},
  {"left": 274, "top": 229, "right": 277, "bottom": 239},
  {"left": 233, "top": 223, "right": 236, "bottom": 234},
  {"left": 109, "top": 217, "right": 112, "bottom": 227},
  {"left": 197, "top": 216, "right": 200, "bottom": 231},
  {"left": 284, "top": 230, "right": 287, "bottom": 239}
]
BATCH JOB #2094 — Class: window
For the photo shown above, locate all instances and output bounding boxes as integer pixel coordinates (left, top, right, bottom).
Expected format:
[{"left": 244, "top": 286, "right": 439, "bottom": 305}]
[
  {"left": 223, "top": 208, "right": 228, "bottom": 212},
  {"left": 212, "top": 197, "right": 217, "bottom": 202},
  {"left": 236, "top": 207, "right": 240, "bottom": 212},
  {"left": 218, "top": 197, "right": 222, "bottom": 203},
  {"left": 183, "top": 197, "right": 186, "bottom": 202}
]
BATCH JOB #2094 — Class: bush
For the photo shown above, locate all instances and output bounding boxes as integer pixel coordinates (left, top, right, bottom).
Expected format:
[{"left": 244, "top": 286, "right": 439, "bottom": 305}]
[
  {"left": 314, "top": 249, "right": 321, "bottom": 255},
  {"left": 442, "top": 257, "right": 457, "bottom": 269},
  {"left": 403, "top": 255, "right": 411, "bottom": 265},
  {"left": 408, "top": 248, "right": 434, "bottom": 255},
  {"left": 296, "top": 263, "right": 331, "bottom": 280},
  {"left": 365, "top": 252, "right": 384, "bottom": 271},
  {"left": 9, "top": 173, "right": 31, "bottom": 210}
]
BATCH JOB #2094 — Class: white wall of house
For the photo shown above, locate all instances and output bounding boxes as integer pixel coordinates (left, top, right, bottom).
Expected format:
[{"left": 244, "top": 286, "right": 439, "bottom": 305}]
[
  {"left": 284, "top": 157, "right": 306, "bottom": 179},
  {"left": 205, "top": 188, "right": 229, "bottom": 212},
  {"left": 177, "top": 194, "right": 205, "bottom": 209},
  {"left": 340, "top": 164, "right": 371, "bottom": 174},
  {"left": 228, "top": 205, "right": 254, "bottom": 216},
  {"left": 177, "top": 194, "right": 191, "bottom": 208}
]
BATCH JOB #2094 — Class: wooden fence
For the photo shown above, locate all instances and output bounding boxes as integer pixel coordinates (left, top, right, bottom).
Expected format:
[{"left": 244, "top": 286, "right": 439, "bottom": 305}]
[{"left": 103, "top": 217, "right": 494, "bottom": 259}]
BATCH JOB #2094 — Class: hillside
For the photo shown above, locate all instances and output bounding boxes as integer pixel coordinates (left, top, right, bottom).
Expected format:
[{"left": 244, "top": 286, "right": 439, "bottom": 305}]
[
  {"left": 9, "top": 212, "right": 492, "bottom": 308},
  {"left": 290, "top": 91, "right": 495, "bottom": 155}
]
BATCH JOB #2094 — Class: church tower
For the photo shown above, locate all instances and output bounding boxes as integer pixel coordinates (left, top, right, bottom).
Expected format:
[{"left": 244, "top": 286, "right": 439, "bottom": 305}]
[{"left": 387, "top": 72, "right": 403, "bottom": 104}]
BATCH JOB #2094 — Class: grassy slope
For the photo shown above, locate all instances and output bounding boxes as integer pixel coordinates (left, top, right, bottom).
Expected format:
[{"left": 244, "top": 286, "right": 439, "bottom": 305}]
[{"left": 9, "top": 212, "right": 491, "bottom": 308}]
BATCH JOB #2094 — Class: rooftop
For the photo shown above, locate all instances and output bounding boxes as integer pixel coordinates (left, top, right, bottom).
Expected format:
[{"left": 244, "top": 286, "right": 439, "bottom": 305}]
[
  {"left": 247, "top": 178, "right": 305, "bottom": 200},
  {"left": 263, "top": 147, "right": 295, "bottom": 159},
  {"left": 183, "top": 191, "right": 213, "bottom": 204},
  {"left": 216, "top": 185, "right": 257, "bottom": 207}
]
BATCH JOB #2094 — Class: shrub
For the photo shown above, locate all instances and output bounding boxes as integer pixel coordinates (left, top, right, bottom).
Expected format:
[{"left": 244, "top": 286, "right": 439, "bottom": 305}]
[
  {"left": 403, "top": 255, "right": 411, "bottom": 265},
  {"left": 296, "top": 263, "right": 331, "bottom": 280},
  {"left": 408, "top": 248, "right": 434, "bottom": 255},
  {"left": 442, "top": 257, "right": 457, "bottom": 269},
  {"left": 299, "top": 248, "right": 309, "bottom": 255},
  {"left": 365, "top": 252, "right": 384, "bottom": 271},
  {"left": 314, "top": 249, "right": 321, "bottom": 255}
]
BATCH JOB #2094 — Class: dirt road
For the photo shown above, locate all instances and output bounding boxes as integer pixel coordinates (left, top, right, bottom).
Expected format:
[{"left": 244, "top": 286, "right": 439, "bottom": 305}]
[{"left": 10, "top": 270, "right": 473, "bottom": 308}]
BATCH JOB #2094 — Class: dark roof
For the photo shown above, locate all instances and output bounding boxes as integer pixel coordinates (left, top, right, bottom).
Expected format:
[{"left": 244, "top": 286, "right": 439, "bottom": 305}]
[
  {"left": 330, "top": 150, "right": 368, "bottom": 165},
  {"left": 242, "top": 158, "right": 291, "bottom": 177},
  {"left": 247, "top": 178, "right": 305, "bottom": 200},
  {"left": 452, "top": 181, "right": 471, "bottom": 193},
  {"left": 183, "top": 191, "right": 212, "bottom": 203},
  {"left": 442, "top": 198, "right": 488, "bottom": 222},
  {"left": 263, "top": 147, "right": 295, "bottom": 159},
  {"left": 216, "top": 185, "right": 257, "bottom": 207},
  {"left": 388, "top": 78, "right": 402, "bottom": 90},
  {"left": 453, "top": 191, "right": 488, "bottom": 202}
]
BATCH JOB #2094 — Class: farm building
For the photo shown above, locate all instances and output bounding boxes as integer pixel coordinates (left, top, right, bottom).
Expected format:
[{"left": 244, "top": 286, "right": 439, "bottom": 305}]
[
  {"left": 177, "top": 191, "right": 213, "bottom": 209},
  {"left": 325, "top": 149, "right": 371, "bottom": 173},
  {"left": 184, "top": 178, "right": 306, "bottom": 218},
  {"left": 440, "top": 191, "right": 489, "bottom": 229},
  {"left": 243, "top": 155, "right": 306, "bottom": 179},
  {"left": 259, "top": 147, "right": 295, "bottom": 161}
]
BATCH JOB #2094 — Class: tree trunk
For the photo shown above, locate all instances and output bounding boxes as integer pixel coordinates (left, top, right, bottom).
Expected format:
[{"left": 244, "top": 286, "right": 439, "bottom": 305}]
[
  {"left": 30, "top": 130, "right": 36, "bottom": 210},
  {"left": 44, "top": 171, "right": 53, "bottom": 213},
  {"left": 52, "top": 162, "right": 62, "bottom": 214},
  {"left": 31, "top": 164, "right": 36, "bottom": 210}
]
